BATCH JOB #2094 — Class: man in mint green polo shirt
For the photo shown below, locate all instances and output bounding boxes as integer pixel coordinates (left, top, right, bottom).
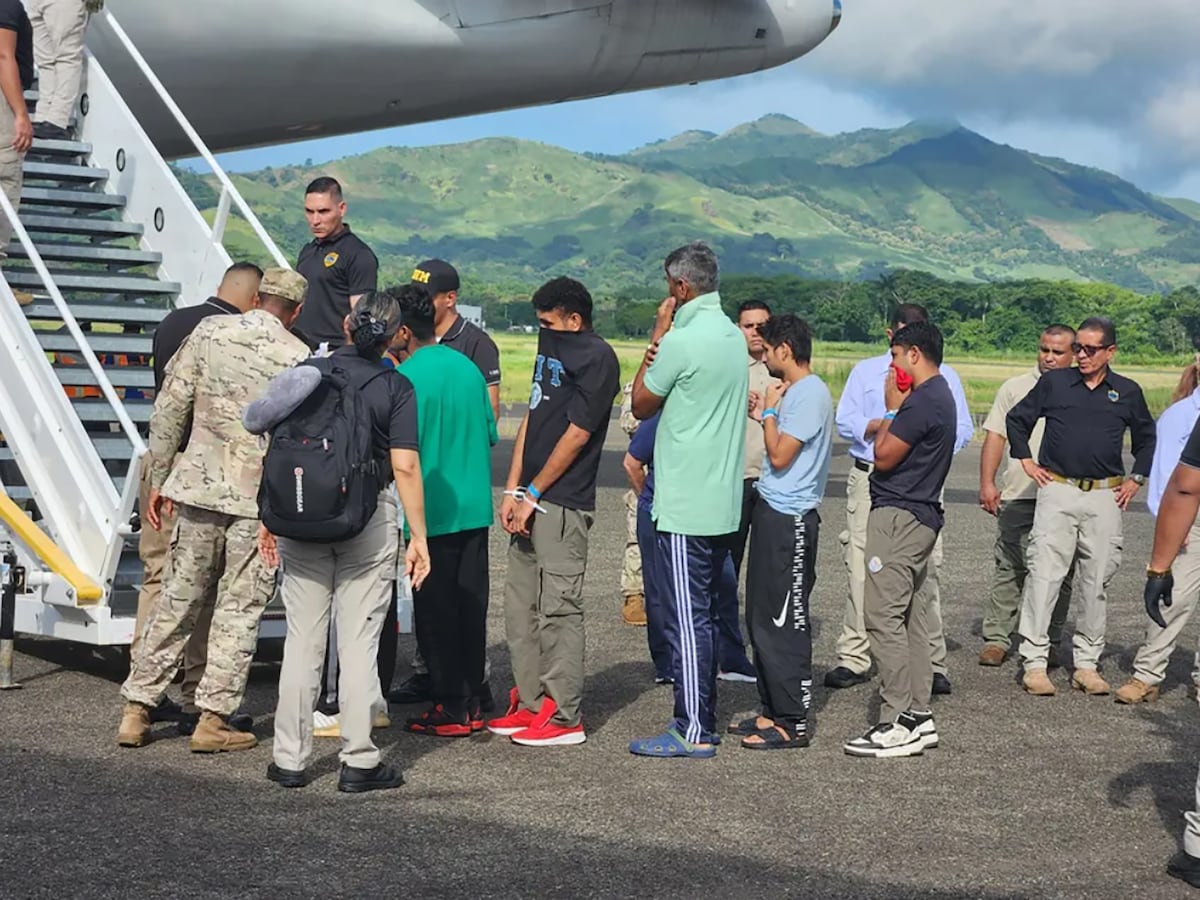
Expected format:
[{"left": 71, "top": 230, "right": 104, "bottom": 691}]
[
  {"left": 388, "top": 284, "right": 498, "bottom": 737},
  {"left": 628, "top": 241, "right": 749, "bottom": 759}
]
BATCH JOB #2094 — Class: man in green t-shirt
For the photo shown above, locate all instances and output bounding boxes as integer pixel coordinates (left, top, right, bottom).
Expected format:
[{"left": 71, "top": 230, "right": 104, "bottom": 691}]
[{"left": 388, "top": 284, "right": 498, "bottom": 737}]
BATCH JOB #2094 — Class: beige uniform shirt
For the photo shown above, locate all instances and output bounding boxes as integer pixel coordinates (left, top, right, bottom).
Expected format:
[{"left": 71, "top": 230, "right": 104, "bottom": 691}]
[
  {"left": 149, "top": 309, "right": 310, "bottom": 518},
  {"left": 744, "top": 357, "right": 778, "bottom": 480},
  {"left": 982, "top": 369, "right": 1044, "bottom": 503}
]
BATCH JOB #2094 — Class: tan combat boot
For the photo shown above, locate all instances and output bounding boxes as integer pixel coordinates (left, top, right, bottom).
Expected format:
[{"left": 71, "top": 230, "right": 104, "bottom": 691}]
[
  {"left": 11, "top": 289, "right": 33, "bottom": 306},
  {"left": 622, "top": 593, "right": 647, "bottom": 627},
  {"left": 1023, "top": 669, "right": 1057, "bottom": 696},
  {"left": 1115, "top": 677, "right": 1159, "bottom": 705},
  {"left": 978, "top": 645, "right": 1005, "bottom": 667},
  {"left": 190, "top": 711, "right": 258, "bottom": 753},
  {"left": 1071, "top": 668, "right": 1111, "bottom": 696},
  {"left": 117, "top": 702, "right": 151, "bottom": 747}
]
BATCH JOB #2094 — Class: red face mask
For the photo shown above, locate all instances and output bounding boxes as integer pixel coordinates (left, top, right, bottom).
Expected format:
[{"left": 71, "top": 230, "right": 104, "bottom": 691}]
[{"left": 891, "top": 361, "right": 913, "bottom": 392}]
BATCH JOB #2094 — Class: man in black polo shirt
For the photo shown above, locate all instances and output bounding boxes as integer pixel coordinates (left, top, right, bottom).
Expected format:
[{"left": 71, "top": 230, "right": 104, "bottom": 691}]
[
  {"left": 135, "top": 261, "right": 263, "bottom": 726},
  {"left": 411, "top": 258, "right": 502, "bottom": 421},
  {"left": 843, "top": 322, "right": 956, "bottom": 759},
  {"left": 294, "top": 176, "right": 378, "bottom": 352},
  {"left": 1007, "top": 316, "right": 1156, "bottom": 698}
]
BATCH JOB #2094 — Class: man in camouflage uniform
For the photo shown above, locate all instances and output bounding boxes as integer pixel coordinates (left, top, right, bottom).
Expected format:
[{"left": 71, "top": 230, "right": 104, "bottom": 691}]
[
  {"left": 117, "top": 269, "right": 310, "bottom": 752},
  {"left": 619, "top": 381, "right": 646, "bottom": 626}
]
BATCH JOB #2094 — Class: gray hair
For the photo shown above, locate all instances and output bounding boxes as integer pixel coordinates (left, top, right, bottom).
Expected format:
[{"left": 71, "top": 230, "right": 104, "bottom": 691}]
[{"left": 664, "top": 241, "right": 719, "bottom": 295}]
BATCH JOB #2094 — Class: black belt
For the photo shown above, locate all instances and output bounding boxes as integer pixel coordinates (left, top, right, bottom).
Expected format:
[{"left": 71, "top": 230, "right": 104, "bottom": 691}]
[{"left": 853, "top": 459, "right": 873, "bottom": 472}]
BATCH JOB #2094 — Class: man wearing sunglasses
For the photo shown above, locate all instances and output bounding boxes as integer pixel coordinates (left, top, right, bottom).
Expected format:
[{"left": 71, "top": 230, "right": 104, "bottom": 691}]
[{"left": 1006, "top": 317, "right": 1156, "bottom": 697}]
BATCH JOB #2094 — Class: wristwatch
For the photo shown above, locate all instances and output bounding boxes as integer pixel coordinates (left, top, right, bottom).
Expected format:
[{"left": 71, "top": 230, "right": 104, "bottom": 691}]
[{"left": 1131, "top": 474, "right": 1147, "bottom": 486}]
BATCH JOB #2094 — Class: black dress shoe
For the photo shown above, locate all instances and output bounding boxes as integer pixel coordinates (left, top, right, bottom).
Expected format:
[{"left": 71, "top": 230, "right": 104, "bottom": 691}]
[
  {"left": 1168, "top": 850, "right": 1200, "bottom": 887},
  {"left": 824, "top": 666, "right": 870, "bottom": 689},
  {"left": 149, "top": 697, "right": 183, "bottom": 723},
  {"left": 32, "top": 121, "right": 71, "bottom": 141},
  {"left": 337, "top": 763, "right": 405, "bottom": 794},
  {"left": 228, "top": 711, "right": 254, "bottom": 732},
  {"left": 473, "top": 680, "right": 495, "bottom": 714},
  {"left": 932, "top": 673, "right": 953, "bottom": 696},
  {"left": 388, "top": 672, "right": 431, "bottom": 704},
  {"left": 267, "top": 763, "right": 308, "bottom": 789}
]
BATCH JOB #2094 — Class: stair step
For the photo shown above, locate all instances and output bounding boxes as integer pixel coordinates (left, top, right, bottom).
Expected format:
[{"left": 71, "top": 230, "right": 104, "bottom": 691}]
[
  {"left": 53, "top": 365, "right": 155, "bottom": 388},
  {"left": 8, "top": 242, "right": 161, "bottom": 267},
  {"left": 23, "top": 299, "right": 169, "bottom": 324},
  {"left": 4, "top": 476, "right": 128, "bottom": 503},
  {"left": 22, "top": 162, "right": 108, "bottom": 184},
  {"left": 39, "top": 333, "right": 153, "bottom": 355},
  {"left": 72, "top": 399, "right": 153, "bottom": 424},
  {"left": 20, "top": 187, "right": 125, "bottom": 210},
  {"left": 26, "top": 138, "right": 91, "bottom": 158},
  {"left": 6, "top": 271, "right": 179, "bottom": 294},
  {"left": 0, "top": 435, "right": 131, "bottom": 461},
  {"left": 20, "top": 214, "right": 143, "bottom": 239}
]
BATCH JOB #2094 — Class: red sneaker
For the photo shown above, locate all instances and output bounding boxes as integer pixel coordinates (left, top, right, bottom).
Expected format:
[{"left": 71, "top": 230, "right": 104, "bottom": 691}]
[
  {"left": 406, "top": 704, "right": 470, "bottom": 738},
  {"left": 468, "top": 698, "right": 484, "bottom": 734},
  {"left": 486, "top": 688, "right": 536, "bottom": 736},
  {"left": 510, "top": 698, "right": 586, "bottom": 747}
]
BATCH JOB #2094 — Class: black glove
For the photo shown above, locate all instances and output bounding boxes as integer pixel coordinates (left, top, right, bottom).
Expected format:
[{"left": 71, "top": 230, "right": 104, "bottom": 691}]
[{"left": 1144, "top": 571, "right": 1174, "bottom": 630}]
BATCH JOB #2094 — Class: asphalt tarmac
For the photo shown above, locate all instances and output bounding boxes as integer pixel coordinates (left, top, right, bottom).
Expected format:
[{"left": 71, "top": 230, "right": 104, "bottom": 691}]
[{"left": 3, "top": 442, "right": 1199, "bottom": 899}]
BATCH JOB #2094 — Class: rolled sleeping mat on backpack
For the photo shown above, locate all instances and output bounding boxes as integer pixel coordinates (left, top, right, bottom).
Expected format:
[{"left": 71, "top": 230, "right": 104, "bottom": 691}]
[{"left": 243, "top": 364, "right": 323, "bottom": 435}]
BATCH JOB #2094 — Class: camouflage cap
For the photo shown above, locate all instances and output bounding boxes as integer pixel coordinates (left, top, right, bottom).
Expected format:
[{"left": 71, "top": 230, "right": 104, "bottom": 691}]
[{"left": 258, "top": 268, "right": 307, "bottom": 304}]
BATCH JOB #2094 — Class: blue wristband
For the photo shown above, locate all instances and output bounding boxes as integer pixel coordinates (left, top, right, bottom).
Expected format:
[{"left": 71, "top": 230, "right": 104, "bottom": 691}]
[
  {"left": 762, "top": 408, "right": 778, "bottom": 420},
  {"left": 884, "top": 410, "right": 898, "bottom": 421},
  {"left": 527, "top": 484, "right": 542, "bottom": 500}
]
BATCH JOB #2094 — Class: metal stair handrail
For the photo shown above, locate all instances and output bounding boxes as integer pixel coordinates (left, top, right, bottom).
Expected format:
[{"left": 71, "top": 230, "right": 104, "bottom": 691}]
[
  {"left": 0, "top": 188, "right": 145, "bottom": 455},
  {"left": 97, "top": 9, "right": 290, "bottom": 270}
]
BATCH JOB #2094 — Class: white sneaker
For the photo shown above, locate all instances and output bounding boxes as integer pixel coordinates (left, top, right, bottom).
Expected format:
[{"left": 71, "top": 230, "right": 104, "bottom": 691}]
[
  {"left": 717, "top": 670, "right": 757, "bottom": 684},
  {"left": 313, "top": 711, "right": 340, "bottom": 738},
  {"left": 843, "top": 721, "right": 925, "bottom": 758},
  {"left": 898, "top": 710, "right": 938, "bottom": 750}
]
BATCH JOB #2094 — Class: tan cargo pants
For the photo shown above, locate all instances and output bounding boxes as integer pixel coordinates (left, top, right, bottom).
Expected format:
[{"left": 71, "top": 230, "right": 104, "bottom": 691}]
[
  {"left": 1130, "top": 516, "right": 1200, "bottom": 687},
  {"left": 1018, "top": 481, "right": 1122, "bottom": 672},
  {"left": 621, "top": 489, "right": 642, "bottom": 598},
  {"left": 27, "top": 0, "right": 86, "bottom": 129},
  {"left": 0, "top": 84, "right": 24, "bottom": 260}
]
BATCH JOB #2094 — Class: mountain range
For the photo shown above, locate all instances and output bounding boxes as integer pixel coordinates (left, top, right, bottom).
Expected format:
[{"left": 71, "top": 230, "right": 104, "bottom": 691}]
[{"left": 191, "top": 115, "right": 1200, "bottom": 293}]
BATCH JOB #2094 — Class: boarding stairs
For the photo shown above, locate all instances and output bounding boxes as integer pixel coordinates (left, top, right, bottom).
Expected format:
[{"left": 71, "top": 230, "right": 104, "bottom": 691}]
[{"left": 0, "top": 11, "right": 288, "bottom": 646}]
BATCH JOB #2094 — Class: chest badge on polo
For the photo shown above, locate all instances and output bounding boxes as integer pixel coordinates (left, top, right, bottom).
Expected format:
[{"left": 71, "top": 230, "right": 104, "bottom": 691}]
[
  {"left": 1107, "top": 390, "right": 1119, "bottom": 403},
  {"left": 323, "top": 252, "right": 339, "bottom": 268}
]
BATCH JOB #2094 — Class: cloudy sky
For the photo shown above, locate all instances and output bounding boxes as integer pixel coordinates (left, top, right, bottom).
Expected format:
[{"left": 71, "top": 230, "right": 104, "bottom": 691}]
[{"left": 216, "top": 0, "right": 1200, "bottom": 199}]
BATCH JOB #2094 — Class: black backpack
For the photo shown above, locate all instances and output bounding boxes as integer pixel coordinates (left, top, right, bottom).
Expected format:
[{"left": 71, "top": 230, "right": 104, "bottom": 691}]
[{"left": 259, "top": 358, "right": 387, "bottom": 543}]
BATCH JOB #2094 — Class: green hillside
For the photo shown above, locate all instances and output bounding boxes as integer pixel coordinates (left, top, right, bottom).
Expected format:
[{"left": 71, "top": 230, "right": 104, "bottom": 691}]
[{"left": 197, "top": 116, "right": 1200, "bottom": 293}]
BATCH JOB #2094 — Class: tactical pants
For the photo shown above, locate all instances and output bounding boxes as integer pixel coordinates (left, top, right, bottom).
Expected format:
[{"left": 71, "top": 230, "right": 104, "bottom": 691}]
[
  {"left": 1130, "top": 517, "right": 1200, "bottom": 687},
  {"left": 27, "top": 0, "right": 86, "bottom": 128},
  {"left": 836, "top": 464, "right": 948, "bottom": 676},
  {"left": 621, "top": 489, "right": 642, "bottom": 599},
  {"left": 274, "top": 492, "right": 398, "bottom": 771},
  {"left": 981, "top": 499, "right": 1073, "bottom": 651},
  {"left": 1018, "top": 481, "right": 1122, "bottom": 672},
  {"left": 122, "top": 503, "right": 274, "bottom": 716},
  {"left": 0, "top": 84, "right": 24, "bottom": 260},
  {"left": 504, "top": 501, "right": 592, "bottom": 729},
  {"left": 132, "top": 454, "right": 211, "bottom": 710}
]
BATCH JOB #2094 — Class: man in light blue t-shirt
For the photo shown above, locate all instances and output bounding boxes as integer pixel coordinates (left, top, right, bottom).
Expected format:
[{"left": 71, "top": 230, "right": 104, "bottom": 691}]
[{"left": 730, "top": 315, "right": 833, "bottom": 752}]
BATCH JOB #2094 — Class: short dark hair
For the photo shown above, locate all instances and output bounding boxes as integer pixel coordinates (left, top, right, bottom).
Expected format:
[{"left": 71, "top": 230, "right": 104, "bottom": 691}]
[
  {"left": 1077, "top": 316, "right": 1116, "bottom": 346},
  {"left": 305, "top": 176, "right": 343, "bottom": 200},
  {"left": 225, "top": 261, "right": 263, "bottom": 279},
  {"left": 531, "top": 276, "right": 593, "bottom": 327},
  {"left": 758, "top": 315, "right": 812, "bottom": 364},
  {"left": 387, "top": 283, "right": 436, "bottom": 342},
  {"left": 737, "top": 299, "right": 772, "bottom": 319},
  {"left": 891, "top": 321, "right": 943, "bottom": 367},
  {"left": 1043, "top": 323, "right": 1076, "bottom": 340},
  {"left": 890, "top": 303, "right": 929, "bottom": 332}
]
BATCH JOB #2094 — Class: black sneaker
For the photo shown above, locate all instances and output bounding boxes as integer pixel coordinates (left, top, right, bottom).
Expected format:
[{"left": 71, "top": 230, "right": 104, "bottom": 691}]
[
  {"left": 1168, "top": 850, "right": 1200, "bottom": 887},
  {"left": 843, "top": 721, "right": 924, "bottom": 758},
  {"left": 32, "top": 121, "right": 71, "bottom": 141},
  {"left": 932, "top": 673, "right": 952, "bottom": 696},
  {"left": 388, "top": 672, "right": 431, "bottom": 704},
  {"left": 337, "top": 763, "right": 405, "bottom": 794},
  {"left": 229, "top": 710, "right": 254, "bottom": 732},
  {"left": 824, "top": 666, "right": 870, "bottom": 689},
  {"left": 149, "top": 696, "right": 183, "bottom": 723},
  {"left": 266, "top": 762, "right": 308, "bottom": 789},
  {"left": 175, "top": 711, "right": 200, "bottom": 736},
  {"left": 473, "top": 680, "right": 495, "bottom": 714},
  {"left": 897, "top": 709, "right": 938, "bottom": 750}
]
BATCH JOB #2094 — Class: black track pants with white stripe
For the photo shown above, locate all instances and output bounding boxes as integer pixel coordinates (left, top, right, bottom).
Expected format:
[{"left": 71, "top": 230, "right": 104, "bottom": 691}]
[{"left": 746, "top": 503, "right": 819, "bottom": 735}]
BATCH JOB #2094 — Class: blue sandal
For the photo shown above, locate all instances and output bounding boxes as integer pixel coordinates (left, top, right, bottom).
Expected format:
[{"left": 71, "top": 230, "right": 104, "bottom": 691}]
[{"left": 629, "top": 728, "right": 717, "bottom": 759}]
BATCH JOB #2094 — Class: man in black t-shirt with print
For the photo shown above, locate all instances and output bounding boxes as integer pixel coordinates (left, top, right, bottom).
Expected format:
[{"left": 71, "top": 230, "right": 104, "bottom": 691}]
[
  {"left": 843, "top": 322, "right": 955, "bottom": 760},
  {"left": 486, "top": 277, "right": 619, "bottom": 748},
  {"left": 295, "top": 176, "right": 378, "bottom": 353}
]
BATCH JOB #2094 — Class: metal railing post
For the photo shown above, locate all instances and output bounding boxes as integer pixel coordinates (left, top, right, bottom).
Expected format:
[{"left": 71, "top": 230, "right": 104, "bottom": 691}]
[{"left": 0, "top": 546, "right": 22, "bottom": 690}]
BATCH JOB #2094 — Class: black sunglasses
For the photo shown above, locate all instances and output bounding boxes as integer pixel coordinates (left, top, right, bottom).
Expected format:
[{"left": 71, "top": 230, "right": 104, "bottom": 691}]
[{"left": 1071, "top": 342, "right": 1112, "bottom": 357}]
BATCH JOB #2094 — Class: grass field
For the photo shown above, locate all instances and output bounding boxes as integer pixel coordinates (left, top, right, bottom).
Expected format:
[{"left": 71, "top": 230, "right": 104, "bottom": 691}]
[{"left": 493, "top": 333, "right": 1189, "bottom": 417}]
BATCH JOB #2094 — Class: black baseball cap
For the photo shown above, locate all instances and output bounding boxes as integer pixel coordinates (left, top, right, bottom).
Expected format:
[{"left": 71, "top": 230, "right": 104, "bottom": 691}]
[{"left": 411, "top": 259, "right": 460, "bottom": 296}]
